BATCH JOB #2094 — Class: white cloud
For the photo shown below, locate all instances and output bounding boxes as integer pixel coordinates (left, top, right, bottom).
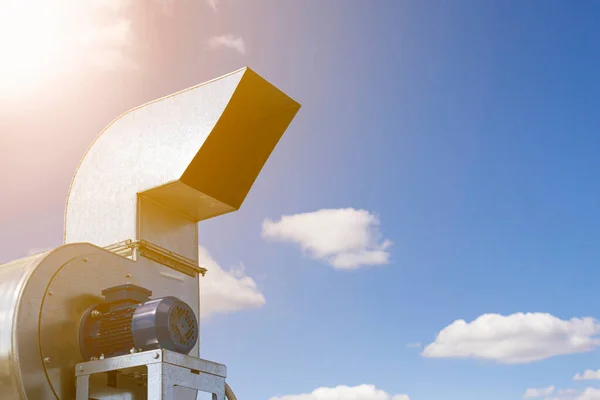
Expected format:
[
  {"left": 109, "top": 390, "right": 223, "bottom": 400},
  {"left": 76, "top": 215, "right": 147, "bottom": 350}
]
[
  {"left": 199, "top": 246, "right": 266, "bottom": 318},
  {"left": 575, "top": 370, "right": 600, "bottom": 381},
  {"left": 422, "top": 312, "right": 600, "bottom": 364},
  {"left": 208, "top": 34, "right": 246, "bottom": 54},
  {"left": 79, "top": 18, "right": 132, "bottom": 46},
  {"left": 524, "top": 386, "right": 555, "bottom": 398},
  {"left": 88, "top": 47, "right": 138, "bottom": 71},
  {"left": 268, "top": 384, "right": 409, "bottom": 400},
  {"left": 262, "top": 208, "right": 392, "bottom": 269},
  {"left": 59, "top": 2, "right": 138, "bottom": 71},
  {"left": 576, "top": 388, "right": 600, "bottom": 400},
  {"left": 556, "top": 389, "right": 583, "bottom": 400},
  {"left": 547, "top": 388, "right": 600, "bottom": 400},
  {"left": 207, "top": 0, "right": 219, "bottom": 12},
  {"left": 78, "top": 18, "right": 137, "bottom": 71}
]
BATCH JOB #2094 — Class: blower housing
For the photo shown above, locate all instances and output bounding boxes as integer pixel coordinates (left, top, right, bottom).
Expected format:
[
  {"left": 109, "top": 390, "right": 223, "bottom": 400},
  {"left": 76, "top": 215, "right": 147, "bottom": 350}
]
[{"left": 0, "top": 66, "right": 300, "bottom": 399}]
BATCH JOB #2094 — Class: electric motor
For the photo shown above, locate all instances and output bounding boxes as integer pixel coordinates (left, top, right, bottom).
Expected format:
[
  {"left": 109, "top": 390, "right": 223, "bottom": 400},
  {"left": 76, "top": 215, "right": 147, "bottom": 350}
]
[{"left": 79, "top": 284, "right": 199, "bottom": 360}]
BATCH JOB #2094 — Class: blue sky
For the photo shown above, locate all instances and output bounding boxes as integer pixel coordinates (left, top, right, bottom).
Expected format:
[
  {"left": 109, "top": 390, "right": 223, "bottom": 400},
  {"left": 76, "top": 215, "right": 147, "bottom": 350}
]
[{"left": 2, "top": 1, "right": 600, "bottom": 400}]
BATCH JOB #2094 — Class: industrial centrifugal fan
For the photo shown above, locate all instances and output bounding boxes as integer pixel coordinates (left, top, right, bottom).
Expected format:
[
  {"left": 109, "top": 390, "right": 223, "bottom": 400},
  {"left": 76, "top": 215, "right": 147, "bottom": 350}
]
[{"left": 0, "top": 67, "right": 300, "bottom": 400}]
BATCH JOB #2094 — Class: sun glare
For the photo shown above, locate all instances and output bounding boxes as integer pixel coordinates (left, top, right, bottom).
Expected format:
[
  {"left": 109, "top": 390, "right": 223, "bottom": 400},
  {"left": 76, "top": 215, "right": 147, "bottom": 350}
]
[{"left": 0, "top": 1, "right": 67, "bottom": 95}]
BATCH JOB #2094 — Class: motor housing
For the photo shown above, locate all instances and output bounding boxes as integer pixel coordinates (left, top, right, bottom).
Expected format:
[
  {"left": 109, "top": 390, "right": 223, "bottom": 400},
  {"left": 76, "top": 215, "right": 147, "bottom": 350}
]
[{"left": 79, "top": 284, "right": 199, "bottom": 360}]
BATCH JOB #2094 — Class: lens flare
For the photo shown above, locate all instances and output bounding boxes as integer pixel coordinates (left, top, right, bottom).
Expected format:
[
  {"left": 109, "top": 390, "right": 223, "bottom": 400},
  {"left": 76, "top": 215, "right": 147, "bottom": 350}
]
[{"left": 0, "top": 1, "right": 67, "bottom": 95}]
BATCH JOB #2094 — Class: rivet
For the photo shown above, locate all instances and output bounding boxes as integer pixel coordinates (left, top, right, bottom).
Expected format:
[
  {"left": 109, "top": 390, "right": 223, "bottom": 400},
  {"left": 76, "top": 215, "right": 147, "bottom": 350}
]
[
  {"left": 91, "top": 310, "right": 101, "bottom": 318},
  {"left": 47, "top": 291, "right": 54, "bottom": 296},
  {"left": 77, "top": 365, "right": 84, "bottom": 372},
  {"left": 125, "top": 273, "right": 132, "bottom": 278},
  {"left": 44, "top": 357, "right": 50, "bottom": 364},
  {"left": 154, "top": 353, "right": 160, "bottom": 359}
]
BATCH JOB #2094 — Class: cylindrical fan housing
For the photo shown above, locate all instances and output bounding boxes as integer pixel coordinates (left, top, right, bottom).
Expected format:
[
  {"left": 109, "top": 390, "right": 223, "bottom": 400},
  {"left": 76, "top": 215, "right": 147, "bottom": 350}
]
[{"left": 0, "top": 243, "right": 202, "bottom": 400}]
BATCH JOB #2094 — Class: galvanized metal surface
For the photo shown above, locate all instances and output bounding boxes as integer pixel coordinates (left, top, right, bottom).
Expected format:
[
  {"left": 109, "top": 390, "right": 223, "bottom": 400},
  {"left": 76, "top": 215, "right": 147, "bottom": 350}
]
[
  {"left": 0, "top": 67, "right": 301, "bottom": 399},
  {"left": 64, "top": 67, "right": 301, "bottom": 263},
  {"left": 0, "top": 245, "right": 98, "bottom": 399},
  {"left": 104, "top": 240, "right": 208, "bottom": 277},
  {"left": 75, "top": 349, "right": 226, "bottom": 378},
  {"left": 65, "top": 69, "right": 241, "bottom": 256},
  {"left": 0, "top": 253, "right": 46, "bottom": 399},
  {"left": 0, "top": 244, "right": 201, "bottom": 399},
  {"left": 75, "top": 349, "right": 226, "bottom": 400},
  {"left": 39, "top": 247, "right": 200, "bottom": 399}
]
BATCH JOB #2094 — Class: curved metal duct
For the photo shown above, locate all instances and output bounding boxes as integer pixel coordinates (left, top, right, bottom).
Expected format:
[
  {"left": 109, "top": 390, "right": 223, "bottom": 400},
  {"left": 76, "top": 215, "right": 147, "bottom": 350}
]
[{"left": 66, "top": 66, "right": 300, "bottom": 261}]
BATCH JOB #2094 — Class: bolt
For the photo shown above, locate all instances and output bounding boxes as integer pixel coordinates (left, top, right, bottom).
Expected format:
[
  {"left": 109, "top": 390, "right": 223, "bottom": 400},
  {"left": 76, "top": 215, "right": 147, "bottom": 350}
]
[
  {"left": 130, "top": 348, "right": 136, "bottom": 354},
  {"left": 91, "top": 310, "right": 101, "bottom": 318},
  {"left": 44, "top": 357, "right": 50, "bottom": 364},
  {"left": 125, "top": 273, "right": 132, "bottom": 278},
  {"left": 100, "top": 354, "right": 105, "bottom": 360},
  {"left": 154, "top": 352, "right": 160, "bottom": 359},
  {"left": 47, "top": 291, "right": 54, "bottom": 296},
  {"left": 77, "top": 366, "right": 84, "bottom": 372}
]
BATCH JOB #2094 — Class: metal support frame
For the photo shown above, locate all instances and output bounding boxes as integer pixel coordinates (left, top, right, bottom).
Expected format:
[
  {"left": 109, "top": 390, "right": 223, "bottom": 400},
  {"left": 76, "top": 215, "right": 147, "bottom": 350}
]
[{"left": 75, "top": 349, "right": 227, "bottom": 400}]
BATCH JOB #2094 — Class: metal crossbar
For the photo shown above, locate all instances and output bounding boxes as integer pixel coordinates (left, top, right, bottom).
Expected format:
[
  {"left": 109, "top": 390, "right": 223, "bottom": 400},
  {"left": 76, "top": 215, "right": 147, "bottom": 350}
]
[{"left": 75, "top": 349, "right": 227, "bottom": 400}]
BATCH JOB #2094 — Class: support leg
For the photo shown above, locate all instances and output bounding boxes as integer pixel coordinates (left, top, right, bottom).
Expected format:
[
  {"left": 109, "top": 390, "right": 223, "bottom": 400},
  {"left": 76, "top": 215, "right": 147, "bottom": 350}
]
[
  {"left": 212, "top": 388, "right": 226, "bottom": 400},
  {"left": 76, "top": 375, "right": 90, "bottom": 400},
  {"left": 147, "top": 363, "right": 177, "bottom": 399}
]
